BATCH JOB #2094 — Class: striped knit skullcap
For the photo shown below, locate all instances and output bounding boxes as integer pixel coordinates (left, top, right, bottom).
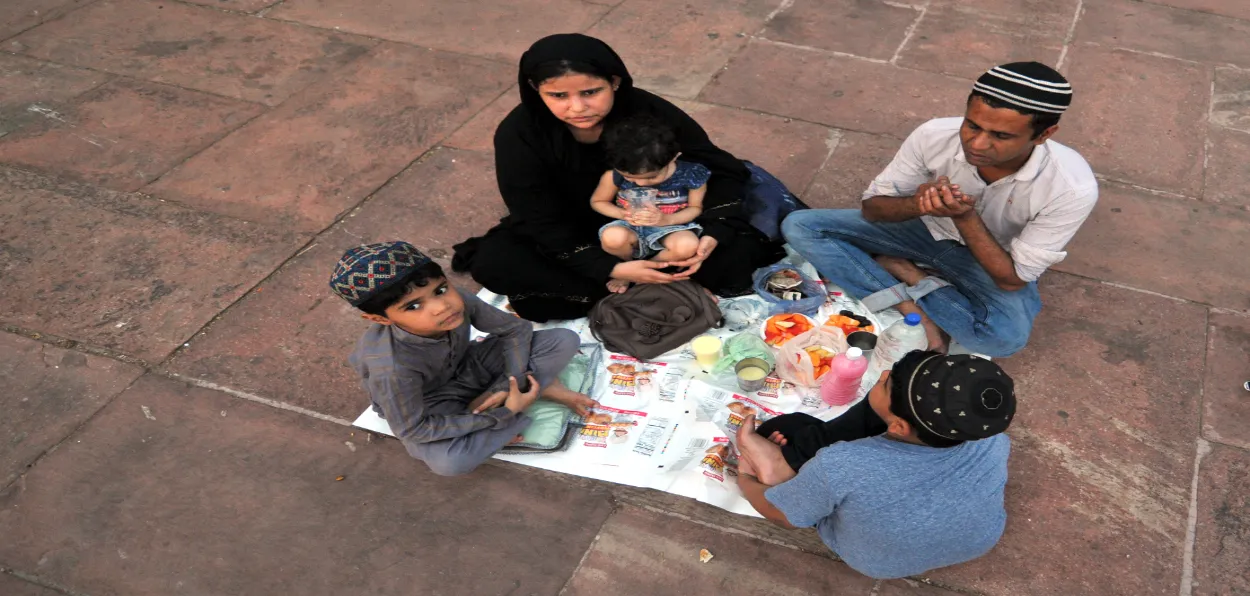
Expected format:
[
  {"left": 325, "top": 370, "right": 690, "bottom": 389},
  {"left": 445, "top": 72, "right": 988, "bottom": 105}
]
[{"left": 973, "top": 62, "right": 1072, "bottom": 114}]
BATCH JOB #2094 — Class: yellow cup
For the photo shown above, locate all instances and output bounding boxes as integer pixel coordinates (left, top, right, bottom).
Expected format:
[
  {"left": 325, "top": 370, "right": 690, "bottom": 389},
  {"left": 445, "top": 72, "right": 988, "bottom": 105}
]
[{"left": 691, "top": 335, "right": 723, "bottom": 369}]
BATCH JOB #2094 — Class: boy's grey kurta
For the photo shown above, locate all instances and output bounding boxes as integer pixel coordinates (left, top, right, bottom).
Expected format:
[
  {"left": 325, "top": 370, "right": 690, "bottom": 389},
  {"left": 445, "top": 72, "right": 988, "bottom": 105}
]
[{"left": 350, "top": 288, "right": 578, "bottom": 476}]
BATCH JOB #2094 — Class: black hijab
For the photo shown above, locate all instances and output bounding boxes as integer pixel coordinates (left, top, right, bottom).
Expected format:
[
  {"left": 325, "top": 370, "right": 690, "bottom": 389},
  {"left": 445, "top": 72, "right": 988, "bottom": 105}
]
[{"left": 516, "top": 33, "right": 636, "bottom": 130}]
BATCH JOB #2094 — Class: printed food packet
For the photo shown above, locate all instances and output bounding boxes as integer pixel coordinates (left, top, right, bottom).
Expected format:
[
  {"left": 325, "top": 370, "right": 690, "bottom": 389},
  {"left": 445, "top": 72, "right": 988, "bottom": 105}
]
[
  {"left": 601, "top": 355, "right": 665, "bottom": 409},
  {"left": 712, "top": 395, "right": 782, "bottom": 439},
  {"left": 578, "top": 405, "right": 648, "bottom": 452},
  {"left": 693, "top": 436, "right": 734, "bottom": 483}
]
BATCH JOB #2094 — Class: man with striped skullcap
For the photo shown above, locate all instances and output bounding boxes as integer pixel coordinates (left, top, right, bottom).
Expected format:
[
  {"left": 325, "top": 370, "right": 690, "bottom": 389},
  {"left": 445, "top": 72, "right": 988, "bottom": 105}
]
[{"left": 784, "top": 61, "right": 1097, "bottom": 358}]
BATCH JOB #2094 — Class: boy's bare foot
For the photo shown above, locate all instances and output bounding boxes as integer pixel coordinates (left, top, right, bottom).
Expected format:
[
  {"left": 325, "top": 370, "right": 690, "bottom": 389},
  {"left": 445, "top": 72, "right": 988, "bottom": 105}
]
[
  {"left": 873, "top": 254, "right": 927, "bottom": 286},
  {"left": 767, "top": 431, "right": 788, "bottom": 446},
  {"left": 735, "top": 414, "right": 796, "bottom": 486},
  {"left": 509, "top": 434, "right": 525, "bottom": 445},
  {"left": 541, "top": 378, "right": 598, "bottom": 417},
  {"left": 607, "top": 279, "right": 631, "bottom": 294}
]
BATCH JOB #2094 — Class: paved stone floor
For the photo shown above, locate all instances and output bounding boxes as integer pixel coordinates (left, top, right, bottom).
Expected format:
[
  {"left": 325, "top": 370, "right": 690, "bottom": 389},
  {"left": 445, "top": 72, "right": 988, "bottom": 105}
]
[{"left": 1, "top": 0, "right": 1248, "bottom": 594}]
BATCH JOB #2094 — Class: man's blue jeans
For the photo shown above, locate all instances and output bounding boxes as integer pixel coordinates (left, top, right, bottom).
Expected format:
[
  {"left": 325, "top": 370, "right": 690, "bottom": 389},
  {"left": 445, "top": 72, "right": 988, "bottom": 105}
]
[{"left": 782, "top": 209, "right": 1041, "bottom": 357}]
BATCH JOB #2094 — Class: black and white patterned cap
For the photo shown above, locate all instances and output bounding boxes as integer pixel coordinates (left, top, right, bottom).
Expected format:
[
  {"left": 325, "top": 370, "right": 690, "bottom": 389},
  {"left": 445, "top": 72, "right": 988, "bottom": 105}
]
[
  {"left": 906, "top": 354, "right": 1016, "bottom": 441},
  {"left": 973, "top": 61, "right": 1072, "bottom": 114}
]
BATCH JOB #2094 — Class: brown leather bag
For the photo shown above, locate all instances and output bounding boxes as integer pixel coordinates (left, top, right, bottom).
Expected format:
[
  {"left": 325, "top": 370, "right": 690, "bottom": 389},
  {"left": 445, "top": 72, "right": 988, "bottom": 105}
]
[{"left": 589, "top": 281, "right": 723, "bottom": 360}]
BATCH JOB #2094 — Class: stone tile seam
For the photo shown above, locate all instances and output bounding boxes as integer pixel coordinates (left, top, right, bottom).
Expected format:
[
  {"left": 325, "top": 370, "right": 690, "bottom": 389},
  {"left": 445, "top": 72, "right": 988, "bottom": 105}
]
[
  {"left": 798, "top": 128, "right": 845, "bottom": 199},
  {"left": 888, "top": 0, "right": 930, "bottom": 65},
  {"left": 1133, "top": 0, "right": 1250, "bottom": 24},
  {"left": 1055, "top": 0, "right": 1085, "bottom": 70},
  {"left": 0, "top": 51, "right": 277, "bottom": 109},
  {"left": 1201, "top": 76, "right": 1216, "bottom": 199},
  {"left": 1179, "top": 437, "right": 1213, "bottom": 596},
  {"left": 555, "top": 523, "right": 608, "bottom": 596},
  {"left": 0, "top": 0, "right": 105, "bottom": 46},
  {"left": 0, "top": 568, "right": 90, "bottom": 596}
]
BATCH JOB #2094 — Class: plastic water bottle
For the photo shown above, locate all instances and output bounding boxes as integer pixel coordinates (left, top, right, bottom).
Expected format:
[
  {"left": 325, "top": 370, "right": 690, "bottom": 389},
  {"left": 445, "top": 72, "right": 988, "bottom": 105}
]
[
  {"left": 821, "top": 347, "right": 870, "bottom": 406},
  {"left": 865, "top": 313, "right": 928, "bottom": 385}
]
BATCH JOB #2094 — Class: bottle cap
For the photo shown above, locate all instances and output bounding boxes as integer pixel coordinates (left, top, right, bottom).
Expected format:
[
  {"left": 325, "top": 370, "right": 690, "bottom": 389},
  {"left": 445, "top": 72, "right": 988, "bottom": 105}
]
[
  {"left": 846, "top": 347, "right": 863, "bottom": 359},
  {"left": 904, "top": 313, "right": 923, "bottom": 326}
]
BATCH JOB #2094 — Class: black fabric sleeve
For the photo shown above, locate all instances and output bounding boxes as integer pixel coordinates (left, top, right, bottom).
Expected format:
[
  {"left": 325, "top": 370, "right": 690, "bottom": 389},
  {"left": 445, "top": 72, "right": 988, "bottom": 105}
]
[{"left": 493, "top": 113, "right": 620, "bottom": 283}]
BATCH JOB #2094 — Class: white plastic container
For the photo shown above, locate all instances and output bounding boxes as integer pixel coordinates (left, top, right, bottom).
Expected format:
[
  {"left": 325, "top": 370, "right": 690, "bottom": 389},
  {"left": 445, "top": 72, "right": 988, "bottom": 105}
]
[{"left": 864, "top": 313, "right": 927, "bottom": 385}]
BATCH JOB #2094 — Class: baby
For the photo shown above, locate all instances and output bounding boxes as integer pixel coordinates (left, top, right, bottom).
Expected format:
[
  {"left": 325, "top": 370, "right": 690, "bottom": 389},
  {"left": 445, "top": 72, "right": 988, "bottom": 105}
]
[{"left": 591, "top": 113, "right": 709, "bottom": 293}]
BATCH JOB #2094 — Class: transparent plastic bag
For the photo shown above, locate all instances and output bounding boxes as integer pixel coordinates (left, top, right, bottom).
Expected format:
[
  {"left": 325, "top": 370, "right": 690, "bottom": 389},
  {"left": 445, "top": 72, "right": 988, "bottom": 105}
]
[
  {"left": 752, "top": 264, "right": 826, "bottom": 317},
  {"left": 710, "top": 332, "right": 776, "bottom": 377},
  {"left": 775, "top": 326, "right": 848, "bottom": 387}
]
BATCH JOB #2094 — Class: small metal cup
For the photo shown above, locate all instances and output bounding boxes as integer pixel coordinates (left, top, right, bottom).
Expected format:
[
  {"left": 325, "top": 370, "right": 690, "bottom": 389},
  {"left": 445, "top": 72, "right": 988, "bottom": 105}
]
[
  {"left": 735, "top": 357, "right": 772, "bottom": 393},
  {"left": 846, "top": 331, "right": 878, "bottom": 352}
]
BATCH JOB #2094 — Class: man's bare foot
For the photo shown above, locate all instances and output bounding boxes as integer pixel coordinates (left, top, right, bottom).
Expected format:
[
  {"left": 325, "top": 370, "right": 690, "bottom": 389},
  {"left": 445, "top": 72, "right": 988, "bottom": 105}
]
[
  {"left": 607, "top": 279, "right": 630, "bottom": 294},
  {"left": 541, "top": 378, "right": 598, "bottom": 417},
  {"left": 735, "top": 414, "right": 797, "bottom": 486},
  {"left": 873, "top": 254, "right": 926, "bottom": 286},
  {"left": 509, "top": 434, "right": 525, "bottom": 445}
]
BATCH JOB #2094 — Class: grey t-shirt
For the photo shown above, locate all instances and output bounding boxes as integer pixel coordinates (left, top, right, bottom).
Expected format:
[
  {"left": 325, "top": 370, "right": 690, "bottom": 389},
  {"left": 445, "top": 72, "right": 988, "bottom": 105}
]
[{"left": 766, "top": 434, "right": 1010, "bottom": 579}]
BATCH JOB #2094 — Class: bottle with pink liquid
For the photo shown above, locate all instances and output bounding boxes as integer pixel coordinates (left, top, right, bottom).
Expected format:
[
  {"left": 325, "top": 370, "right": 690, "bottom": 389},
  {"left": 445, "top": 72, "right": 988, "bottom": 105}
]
[{"left": 821, "top": 347, "right": 870, "bottom": 407}]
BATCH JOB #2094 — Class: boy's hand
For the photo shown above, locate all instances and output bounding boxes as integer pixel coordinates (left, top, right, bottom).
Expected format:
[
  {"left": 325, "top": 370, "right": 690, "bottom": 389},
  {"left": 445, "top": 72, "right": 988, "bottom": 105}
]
[
  {"left": 503, "top": 374, "right": 541, "bottom": 414},
  {"left": 470, "top": 390, "right": 507, "bottom": 414}
]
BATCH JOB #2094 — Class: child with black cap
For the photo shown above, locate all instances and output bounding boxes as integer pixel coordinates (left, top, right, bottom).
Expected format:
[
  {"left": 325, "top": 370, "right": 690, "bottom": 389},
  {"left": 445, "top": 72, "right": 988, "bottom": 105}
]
[
  {"left": 330, "top": 241, "right": 596, "bottom": 476},
  {"left": 734, "top": 352, "right": 1016, "bottom": 579}
]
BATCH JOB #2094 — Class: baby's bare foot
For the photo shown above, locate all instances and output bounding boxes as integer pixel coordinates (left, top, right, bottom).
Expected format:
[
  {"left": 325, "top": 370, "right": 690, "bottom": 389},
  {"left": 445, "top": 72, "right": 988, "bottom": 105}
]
[{"left": 607, "top": 279, "right": 631, "bottom": 294}]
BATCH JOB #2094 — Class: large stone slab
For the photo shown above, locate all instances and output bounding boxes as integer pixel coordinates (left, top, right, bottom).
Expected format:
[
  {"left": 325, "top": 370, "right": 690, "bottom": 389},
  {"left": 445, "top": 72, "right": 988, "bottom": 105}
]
[
  {"left": 147, "top": 43, "right": 511, "bottom": 231},
  {"left": 801, "top": 130, "right": 900, "bottom": 209},
  {"left": 165, "top": 148, "right": 506, "bottom": 419},
  {"left": 561, "top": 506, "right": 876, "bottom": 595},
  {"left": 0, "top": 333, "right": 143, "bottom": 487},
  {"left": 0, "top": 78, "right": 262, "bottom": 192},
  {"left": 1057, "top": 181, "right": 1250, "bottom": 310},
  {"left": 1075, "top": 0, "right": 1250, "bottom": 68},
  {"left": 269, "top": 0, "right": 608, "bottom": 62},
  {"left": 1202, "top": 312, "right": 1250, "bottom": 450},
  {"left": 1193, "top": 444, "right": 1250, "bottom": 596},
  {"left": 0, "top": 373, "right": 615, "bottom": 596},
  {"left": 0, "top": 0, "right": 92, "bottom": 41},
  {"left": 927, "top": 273, "right": 1206, "bottom": 595},
  {"left": 0, "top": 166, "right": 305, "bottom": 362},
  {"left": 589, "top": 0, "right": 783, "bottom": 99},
  {"left": 1061, "top": 45, "right": 1210, "bottom": 196},
  {"left": 700, "top": 39, "right": 971, "bottom": 138},
  {"left": 9, "top": 0, "right": 376, "bottom": 106},
  {"left": 759, "top": 0, "right": 920, "bottom": 62},
  {"left": 896, "top": 0, "right": 1071, "bottom": 79},
  {"left": 1204, "top": 126, "right": 1250, "bottom": 210},
  {"left": 671, "top": 99, "right": 838, "bottom": 195},
  {"left": 0, "top": 53, "right": 106, "bottom": 137}
]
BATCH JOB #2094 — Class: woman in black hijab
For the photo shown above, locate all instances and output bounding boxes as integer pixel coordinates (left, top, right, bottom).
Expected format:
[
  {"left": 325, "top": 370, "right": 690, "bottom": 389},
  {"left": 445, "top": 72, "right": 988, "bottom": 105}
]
[{"left": 453, "top": 33, "right": 785, "bottom": 321}]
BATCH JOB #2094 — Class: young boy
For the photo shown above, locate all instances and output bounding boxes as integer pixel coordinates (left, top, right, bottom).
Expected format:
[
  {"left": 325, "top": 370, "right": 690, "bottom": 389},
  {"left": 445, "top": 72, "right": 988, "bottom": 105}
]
[
  {"left": 330, "top": 241, "right": 597, "bottom": 476},
  {"left": 591, "top": 113, "right": 710, "bottom": 293},
  {"left": 734, "top": 351, "right": 1016, "bottom": 579}
]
